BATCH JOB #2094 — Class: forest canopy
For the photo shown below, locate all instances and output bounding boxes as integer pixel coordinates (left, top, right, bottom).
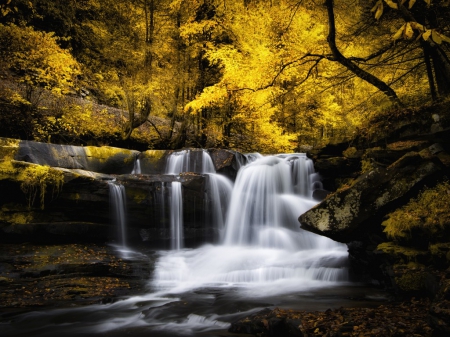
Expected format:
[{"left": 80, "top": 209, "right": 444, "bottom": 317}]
[{"left": 0, "top": 0, "right": 449, "bottom": 153}]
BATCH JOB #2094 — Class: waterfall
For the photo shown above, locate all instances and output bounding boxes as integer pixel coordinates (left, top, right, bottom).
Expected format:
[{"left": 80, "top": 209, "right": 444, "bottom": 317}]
[
  {"left": 164, "top": 150, "right": 233, "bottom": 246},
  {"left": 108, "top": 181, "right": 127, "bottom": 248},
  {"left": 223, "top": 154, "right": 325, "bottom": 247},
  {"left": 131, "top": 156, "right": 141, "bottom": 174},
  {"left": 2, "top": 151, "right": 361, "bottom": 337},
  {"left": 170, "top": 182, "right": 183, "bottom": 250},
  {"left": 153, "top": 153, "right": 349, "bottom": 293}
]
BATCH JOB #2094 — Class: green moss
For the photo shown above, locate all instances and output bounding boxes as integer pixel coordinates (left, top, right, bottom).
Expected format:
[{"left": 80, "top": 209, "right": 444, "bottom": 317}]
[
  {"left": 429, "top": 243, "right": 450, "bottom": 260},
  {"left": 0, "top": 137, "right": 20, "bottom": 148},
  {"left": 395, "top": 271, "right": 427, "bottom": 292},
  {"left": 377, "top": 242, "right": 427, "bottom": 262},
  {"left": 1, "top": 160, "right": 64, "bottom": 210},
  {"left": 361, "top": 159, "right": 375, "bottom": 173},
  {"left": 144, "top": 150, "right": 165, "bottom": 160},
  {"left": 382, "top": 181, "right": 450, "bottom": 241},
  {"left": 126, "top": 188, "right": 148, "bottom": 204},
  {"left": 342, "top": 147, "right": 357, "bottom": 158},
  {"left": 141, "top": 150, "right": 167, "bottom": 167},
  {"left": 0, "top": 211, "right": 34, "bottom": 224}
]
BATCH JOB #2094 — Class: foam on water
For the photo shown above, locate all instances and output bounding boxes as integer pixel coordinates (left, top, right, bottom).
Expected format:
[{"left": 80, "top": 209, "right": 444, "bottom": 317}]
[{"left": 152, "top": 153, "right": 349, "bottom": 297}]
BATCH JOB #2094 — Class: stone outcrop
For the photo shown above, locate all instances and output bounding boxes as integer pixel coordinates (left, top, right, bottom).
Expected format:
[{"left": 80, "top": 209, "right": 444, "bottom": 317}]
[
  {"left": 301, "top": 108, "right": 450, "bottom": 333},
  {"left": 302, "top": 107, "right": 450, "bottom": 293},
  {"left": 0, "top": 137, "right": 239, "bottom": 247},
  {"left": 300, "top": 152, "right": 444, "bottom": 243}
]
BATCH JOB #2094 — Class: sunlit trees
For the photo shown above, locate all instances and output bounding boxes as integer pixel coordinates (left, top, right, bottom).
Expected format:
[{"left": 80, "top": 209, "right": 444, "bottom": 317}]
[
  {"left": 372, "top": 0, "right": 450, "bottom": 99},
  {"left": 1, "top": 0, "right": 449, "bottom": 151},
  {"left": 0, "top": 23, "right": 80, "bottom": 138}
]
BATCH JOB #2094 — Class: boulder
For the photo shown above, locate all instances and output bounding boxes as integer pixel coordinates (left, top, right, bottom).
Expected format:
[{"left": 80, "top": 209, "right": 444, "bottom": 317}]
[
  {"left": 15, "top": 139, "right": 139, "bottom": 174},
  {"left": 300, "top": 152, "right": 444, "bottom": 243}
]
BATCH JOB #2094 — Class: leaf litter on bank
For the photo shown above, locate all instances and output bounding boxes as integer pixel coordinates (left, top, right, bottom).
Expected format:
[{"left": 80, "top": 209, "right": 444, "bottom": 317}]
[{"left": 229, "top": 298, "right": 433, "bottom": 337}]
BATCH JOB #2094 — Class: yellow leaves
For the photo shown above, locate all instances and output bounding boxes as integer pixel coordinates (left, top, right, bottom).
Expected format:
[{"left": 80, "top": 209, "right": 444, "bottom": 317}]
[
  {"left": 0, "top": 24, "right": 80, "bottom": 94},
  {"left": 371, "top": 1, "right": 383, "bottom": 20},
  {"left": 421, "top": 29, "right": 450, "bottom": 44},
  {"left": 403, "top": 22, "right": 414, "bottom": 39},
  {"left": 391, "top": 17, "right": 450, "bottom": 44},
  {"left": 422, "top": 29, "right": 432, "bottom": 41},
  {"left": 384, "top": 0, "right": 398, "bottom": 9},
  {"left": 431, "top": 30, "right": 442, "bottom": 44},
  {"left": 180, "top": 20, "right": 218, "bottom": 42},
  {"left": 374, "top": 0, "right": 432, "bottom": 20}
]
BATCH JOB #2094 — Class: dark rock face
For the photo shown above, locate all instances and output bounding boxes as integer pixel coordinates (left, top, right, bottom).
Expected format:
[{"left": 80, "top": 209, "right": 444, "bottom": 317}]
[
  {"left": 300, "top": 153, "right": 443, "bottom": 243},
  {"left": 16, "top": 140, "right": 140, "bottom": 174},
  {"left": 0, "top": 138, "right": 239, "bottom": 247}
]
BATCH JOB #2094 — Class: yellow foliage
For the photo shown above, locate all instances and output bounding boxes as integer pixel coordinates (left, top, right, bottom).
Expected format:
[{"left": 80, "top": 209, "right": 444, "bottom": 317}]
[
  {"left": 382, "top": 181, "right": 450, "bottom": 241},
  {"left": 33, "top": 103, "right": 122, "bottom": 142},
  {"left": 0, "top": 23, "right": 80, "bottom": 95},
  {"left": 19, "top": 165, "right": 64, "bottom": 210}
]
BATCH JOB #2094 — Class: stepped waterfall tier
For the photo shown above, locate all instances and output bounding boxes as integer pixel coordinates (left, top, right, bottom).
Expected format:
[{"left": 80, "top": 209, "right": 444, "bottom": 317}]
[{"left": 153, "top": 152, "right": 348, "bottom": 295}]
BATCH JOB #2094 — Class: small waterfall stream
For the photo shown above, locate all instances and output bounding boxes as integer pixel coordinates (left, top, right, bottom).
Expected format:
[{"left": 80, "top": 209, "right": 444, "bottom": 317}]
[
  {"left": 108, "top": 181, "right": 127, "bottom": 248},
  {"left": 131, "top": 156, "right": 141, "bottom": 174},
  {"left": 170, "top": 182, "right": 183, "bottom": 250}
]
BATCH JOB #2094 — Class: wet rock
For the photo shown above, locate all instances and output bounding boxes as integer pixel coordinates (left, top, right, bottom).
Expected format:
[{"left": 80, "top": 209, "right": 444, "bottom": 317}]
[
  {"left": 229, "top": 308, "right": 302, "bottom": 337},
  {"left": 312, "top": 189, "right": 330, "bottom": 201},
  {"left": 300, "top": 152, "right": 443, "bottom": 243},
  {"left": 15, "top": 138, "right": 139, "bottom": 174},
  {"left": 0, "top": 243, "right": 152, "bottom": 310},
  {"left": 209, "top": 148, "right": 245, "bottom": 180}
]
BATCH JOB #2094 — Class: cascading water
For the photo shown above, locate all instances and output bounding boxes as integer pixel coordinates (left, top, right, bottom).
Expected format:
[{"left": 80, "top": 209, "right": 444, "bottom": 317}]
[
  {"left": 131, "top": 156, "right": 141, "bottom": 174},
  {"left": 170, "top": 181, "right": 183, "bottom": 250},
  {"left": 153, "top": 153, "right": 349, "bottom": 295},
  {"left": 108, "top": 180, "right": 127, "bottom": 248},
  {"left": 165, "top": 150, "right": 233, "bottom": 245}
]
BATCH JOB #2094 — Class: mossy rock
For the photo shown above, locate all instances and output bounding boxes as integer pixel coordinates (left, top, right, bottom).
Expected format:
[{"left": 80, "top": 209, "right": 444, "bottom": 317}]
[
  {"left": 395, "top": 270, "right": 427, "bottom": 292},
  {"left": 12, "top": 138, "right": 139, "bottom": 174},
  {"left": 377, "top": 242, "right": 429, "bottom": 264},
  {"left": 139, "top": 150, "right": 168, "bottom": 174}
]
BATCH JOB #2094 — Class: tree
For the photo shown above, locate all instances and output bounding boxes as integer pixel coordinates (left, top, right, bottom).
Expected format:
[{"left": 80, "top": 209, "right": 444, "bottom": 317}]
[
  {"left": 371, "top": 0, "right": 450, "bottom": 99},
  {"left": 0, "top": 23, "right": 80, "bottom": 138},
  {"left": 324, "top": 0, "right": 402, "bottom": 104}
]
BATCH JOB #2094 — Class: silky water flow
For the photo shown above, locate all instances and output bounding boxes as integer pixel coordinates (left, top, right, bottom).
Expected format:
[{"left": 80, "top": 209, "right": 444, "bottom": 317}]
[{"left": 2, "top": 151, "right": 385, "bottom": 337}]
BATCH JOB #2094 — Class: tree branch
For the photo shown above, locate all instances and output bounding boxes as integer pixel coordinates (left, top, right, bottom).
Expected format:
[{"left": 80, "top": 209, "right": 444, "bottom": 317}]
[{"left": 324, "top": 0, "right": 402, "bottom": 105}]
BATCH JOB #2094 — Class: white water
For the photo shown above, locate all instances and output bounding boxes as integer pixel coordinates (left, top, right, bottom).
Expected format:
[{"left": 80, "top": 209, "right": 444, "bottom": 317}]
[
  {"left": 152, "top": 152, "right": 349, "bottom": 296},
  {"left": 166, "top": 150, "right": 233, "bottom": 242},
  {"left": 108, "top": 181, "right": 127, "bottom": 248},
  {"left": 170, "top": 182, "right": 183, "bottom": 250},
  {"left": 131, "top": 157, "right": 141, "bottom": 174}
]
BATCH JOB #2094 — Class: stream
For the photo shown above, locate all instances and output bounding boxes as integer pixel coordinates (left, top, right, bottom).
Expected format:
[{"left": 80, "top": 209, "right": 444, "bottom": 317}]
[{"left": 1, "top": 151, "right": 389, "bottom": 336}]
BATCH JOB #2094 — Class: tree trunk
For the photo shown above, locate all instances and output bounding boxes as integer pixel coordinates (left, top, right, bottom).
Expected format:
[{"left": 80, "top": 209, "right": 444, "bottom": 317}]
[
  {"left": 429, "top": 45, "right": 450, "bottom": 98},
  {"left": 325, "top": 0, "right": 402, "bottom": 105},
  {"left": 122, "top": 97, "right": 152, "bottom": 141}
]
